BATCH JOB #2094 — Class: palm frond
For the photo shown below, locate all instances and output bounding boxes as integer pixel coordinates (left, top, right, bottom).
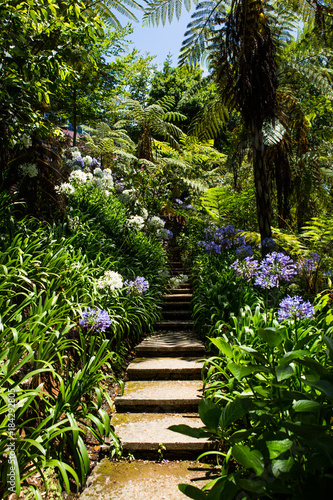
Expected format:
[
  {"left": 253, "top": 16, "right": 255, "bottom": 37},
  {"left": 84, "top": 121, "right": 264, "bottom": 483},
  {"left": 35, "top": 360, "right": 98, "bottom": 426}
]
[{"left": 142, "top": 0, "right": 197, "bottom": 26}]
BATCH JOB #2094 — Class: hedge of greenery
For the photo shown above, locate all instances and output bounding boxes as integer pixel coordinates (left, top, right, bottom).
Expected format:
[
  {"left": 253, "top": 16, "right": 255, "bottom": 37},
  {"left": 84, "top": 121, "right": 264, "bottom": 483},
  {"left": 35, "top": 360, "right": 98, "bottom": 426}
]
[
  {"left": 172, "top": 218, "right": 333, "bottom": 499},
  {"left": 0, "top": 184, "right": 168, "bottom": 499}
]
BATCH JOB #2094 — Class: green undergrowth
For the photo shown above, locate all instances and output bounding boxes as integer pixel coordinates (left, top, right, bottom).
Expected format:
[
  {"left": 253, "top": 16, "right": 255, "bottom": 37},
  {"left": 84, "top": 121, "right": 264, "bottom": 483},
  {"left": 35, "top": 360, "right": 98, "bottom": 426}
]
[{"left": 0, "top": 189, "right": 167, "bottom": 499}]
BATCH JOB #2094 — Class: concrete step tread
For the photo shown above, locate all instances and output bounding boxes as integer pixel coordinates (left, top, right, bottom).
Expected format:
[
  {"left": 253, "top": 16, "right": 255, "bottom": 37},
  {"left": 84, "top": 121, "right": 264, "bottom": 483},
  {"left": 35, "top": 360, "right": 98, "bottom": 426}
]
[
  {"left": 111, "top": 413, "right": 211, "bottom": 450},
  {"left": 115, "top": 380, "right": 203, "bottom": 407},
  {"left": 163, "top": 294, "right": 193, "bottom": 301},
  {"left": 127, "top": 357, "right": 204, "bottom": 380},
  {"left": 80, "top": 459, "right": 219, "bottom": 500},
  {"left": 135, "top": 332, "right": 204, "bottom": 350}
]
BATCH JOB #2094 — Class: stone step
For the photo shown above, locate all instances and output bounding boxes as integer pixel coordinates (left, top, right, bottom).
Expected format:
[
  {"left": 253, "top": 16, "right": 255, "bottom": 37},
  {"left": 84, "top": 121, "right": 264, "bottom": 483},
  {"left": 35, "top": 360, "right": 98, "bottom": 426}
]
[
  {"left": 155, "top": 320, "right": 194, "bottom": 331},
  {"left": 115, "top": 380, "right": 203, "bottom": 412},
  {"left": 127, "top": 357, "right": 204, "bottom": 380},
  {"left": 80, "top": 459, "right": 219, "bottom": 500},
  {"left": 169, "top": 288, "right": 192, "bottom": 294},
  {"left": 163, "top": 310, "right": 192, "bottom": 320},
  {"left": 110, "top": 413, "right": 212, "bottom": 457},
  {"left": 163, "top": 293, "right": 193, "bottom": 301},
  {"left": 135, "top": 332, "right": 205, "bottom": 357},
  {"left": 163, "top": 301, "right": 192, "bottom": 311}
]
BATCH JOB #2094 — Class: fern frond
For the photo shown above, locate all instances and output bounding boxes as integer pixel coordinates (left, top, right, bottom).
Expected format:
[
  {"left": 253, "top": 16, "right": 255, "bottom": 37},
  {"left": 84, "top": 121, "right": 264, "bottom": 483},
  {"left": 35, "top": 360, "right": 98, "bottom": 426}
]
[
  {"left": 142, "top": 0, "right": 197, "bottom": 26},
  {"left": 262, "top": 119, "right": 286, "bottom": 146}
]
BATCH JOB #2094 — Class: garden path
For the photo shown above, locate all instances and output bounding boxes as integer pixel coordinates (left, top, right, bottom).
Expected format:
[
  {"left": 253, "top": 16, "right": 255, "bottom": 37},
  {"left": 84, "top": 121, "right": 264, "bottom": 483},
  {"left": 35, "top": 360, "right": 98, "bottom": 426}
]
[{"left": 79, "top": 219, "right": 217, "bottom": 499}]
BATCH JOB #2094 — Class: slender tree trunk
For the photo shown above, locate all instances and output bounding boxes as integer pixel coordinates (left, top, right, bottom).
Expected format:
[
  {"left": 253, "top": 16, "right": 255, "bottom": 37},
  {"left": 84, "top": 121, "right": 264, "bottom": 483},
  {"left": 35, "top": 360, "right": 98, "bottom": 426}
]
[
  {"left": 73, "top": 87, "right": 77, "bottom": 147},
  {"left": 252, "top": 125, "right": 272, "bottom": 255}
]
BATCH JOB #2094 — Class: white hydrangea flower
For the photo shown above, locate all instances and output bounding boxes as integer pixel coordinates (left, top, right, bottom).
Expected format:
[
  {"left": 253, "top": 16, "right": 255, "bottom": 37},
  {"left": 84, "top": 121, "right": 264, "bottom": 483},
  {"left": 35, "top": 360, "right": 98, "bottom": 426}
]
[
  {"left": 93, "top": 167, "right": 103, "bottom": 178},
  {"left": 127, "top": 215, "right": 145, "bottom": 231},
  {"left": 19, "top": 163, "right": 38, "bottom": 178},
  {"left": 71, "top": 148, "right": 81, "bottom": 158},
  {"left": 103, "top": 190, "right": 110, "bottom": 197},
  {"left": 156, "top": 228, "right": 170, "bottom": 240},
  {"left": 86, "top": 172, "right": 93, "bottom": 181},
  {"left": 97, "top": 270, "right": 123, "bottom": 291},
  {"left": 91, "top": 177, "right": 103, "bottom": 189},
  {"left": 147, "top": 216, "right": 165, "bottom": 230},
  {"left": 83, "top": 155, "right": 93, "bottom": 167},
  {"left": 56, "top": 183, "right": 75, "bottom": 195},
  {"left": 119, "top": 189, "right": 136, "bottom": 205},
  {"left": 103, "top": 173, "right": 114, "bottom": 190},
  {"left": 104, "top": 168, "right": 112, "bottom": 175},
  {"left": 20, "top": 134, "right": 32, "bottom": 149},
  {"left": 140, "top": 208, "right": 149, "bottom": 220},
  {"left": 69, "top": 170, "right": 87, "bottom": 185}
]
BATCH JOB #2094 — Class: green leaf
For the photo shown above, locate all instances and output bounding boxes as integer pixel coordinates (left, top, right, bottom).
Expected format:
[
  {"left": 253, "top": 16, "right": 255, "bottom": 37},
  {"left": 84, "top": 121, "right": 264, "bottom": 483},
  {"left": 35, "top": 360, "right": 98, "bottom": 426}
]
[
  {"left": 238, "top": 478, "right": 265, "bottom": 494},
  {"left": 208, "top": 337, "right": 233, "bottom": 359},
  {"left": 323, "top": 335, "right": 333, "bottom": 362},
  {"left": 304, "top": 379, "right": 333, "bottom": 402},
  {"left": 257, "top": 327, "right": 285, "bottom": 347},
  {"left": 292, "top": 399, "right": 322, "bottom": 412},
  {"left": 227, "top": 362, "right": 267, "bottom": 380},
  {"left": 220, "top": 398, "right": 251, "bottom": 429},
  {"left": 178, "top": 483, "right": 206, "bottom": 500},
  {"left": 232, "top": 445, "right": 264, "bottom": 476},
  {"left": 271, "top": 457, "right": 294, "bottom": 477},
  {"left": 266, "top": 439, "right": 293, "bottom": 459},
  {"left": 276, "top": 363, "right": 295, "bottom": 382},
  {"left": 198, "top": 398, "right": 221, "bottom": 431}
]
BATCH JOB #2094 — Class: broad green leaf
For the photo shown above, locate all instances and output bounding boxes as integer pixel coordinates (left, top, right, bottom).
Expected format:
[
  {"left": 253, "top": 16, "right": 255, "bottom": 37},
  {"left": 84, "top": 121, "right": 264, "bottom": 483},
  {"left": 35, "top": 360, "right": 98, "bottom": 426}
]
[
  {"left": 292, "top": 399, "right": 322, "bottom": 412},
  {"left": 227, "top": 362, "right": 267, "bottom": 380},
  {"left": 178, "top": 483, "right": 206, "bottom": 499},
  {"left": 276, "top": 363, "right": 295, "bottom": 382},
  {"left": 304, "top": 379, "right": 333, "bottom": 402},
  {"left": 220, "top": 398, "right": 251, "bottom": 429},
  {"left": 257, "top": 327, "right": 285, "bottom": 347},
  {"left": 208, "top": 337, "right": 233, "bottom": 359},
  {"left": 232, "top": 445, "right": 264, "bottom": 476},
  {"left": 271, "top": 457, "right": 294, "bottom": 477},
  {"left": 238, "top": 478, "right": 265, "bottom": 494},
  {"left": 323, "top": 335, "right": 333, "bottom": 362},
  {"left": 266, "top": 439, "right": 293, "bottom": 459},
  {"left": 198, "top": 398, "right": 221, "bottom": 431}
]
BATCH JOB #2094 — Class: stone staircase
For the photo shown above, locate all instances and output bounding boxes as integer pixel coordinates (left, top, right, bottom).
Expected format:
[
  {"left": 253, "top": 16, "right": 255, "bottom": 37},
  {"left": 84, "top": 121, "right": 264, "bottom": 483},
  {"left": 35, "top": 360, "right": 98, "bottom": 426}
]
[{"left": 80, "top": 225, "right": 216, "bottom": 499}]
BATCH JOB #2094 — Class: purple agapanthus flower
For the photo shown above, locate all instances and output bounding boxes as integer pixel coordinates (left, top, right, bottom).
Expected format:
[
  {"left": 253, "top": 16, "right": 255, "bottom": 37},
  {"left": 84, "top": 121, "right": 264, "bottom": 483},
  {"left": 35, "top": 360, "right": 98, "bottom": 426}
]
[
  {"left": 79, "top": 307, "right": 112, "bottom": 332},
  {"left": 175, "top": 198, "right": 183, "bottom": 205},
  {"left": 125, "top": 276, "right": 149, "bottom": 296},
  {"left": 278, "top": 295, "right": 314, "bottom": 321},
  {"left": 231, "top": 256, "right": 259, "bottom": 279},
  {"left": 298, "top": 252, "right": 320, "bottom": 273},
  {"left": 261, "top": 237, "right": 275, "bottom": 249},
  {"left": 236, "top": 244, "right": 253, "bottom": 258},
  {"left": 254, "top": 252, "right": 297, "bottom": 289},
  {"left": 167, "top": 230, "right": 173, "bottom": 239}
]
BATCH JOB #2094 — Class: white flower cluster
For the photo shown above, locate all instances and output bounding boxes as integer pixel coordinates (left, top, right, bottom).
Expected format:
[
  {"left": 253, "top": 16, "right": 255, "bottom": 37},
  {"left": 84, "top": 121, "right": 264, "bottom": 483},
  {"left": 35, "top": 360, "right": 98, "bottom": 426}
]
[
  {"left": 147, "top": 216, "right": 165, "bottom": 231},
  {"left": 139, "top": 207, "right": 149, "bottom": 220},
  {"left": 127, "top": 215, "right": 145, "bottom": 231},
  {"left": 96, "top": 270, "right": 123, "bottom": 291},
  {"left": 20, "top": 134, "right": 32, "bottom": 149},
  {"left": 169, "top": 274, "right": 189, "bottom": 289},
  {"left": 118, "top": 189, "right": 136, "bottom": 205},
  {"left": 84, "top": 155, "right": 93, "bottom": 167},
  {"left": 19, "top": 163, "right": 38, "bottom": 178},
  {"left": 55, "top": 183, "right": 75, "bottom": 195},
  {"left": 156, "top": 228, "right": 170, "bottom": 240},
  {"left": 69, "top": 170, "right": 87, "bottom": 185}
]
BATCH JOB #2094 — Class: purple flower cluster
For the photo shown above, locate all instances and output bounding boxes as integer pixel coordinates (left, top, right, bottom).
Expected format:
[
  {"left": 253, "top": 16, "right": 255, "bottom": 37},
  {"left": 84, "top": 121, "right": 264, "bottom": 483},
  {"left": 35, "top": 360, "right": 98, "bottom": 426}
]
[
  {"left": 116, "top": 180, "right": 125, "bottom": 192},
  {"left": 175, "top": 198, "right": 183, "bottom": 205},
  {"left": 79, "top": 307, "right": 112, "bottom": 332},
  {"left": 125, "top": 276, "right": 149, "bottom": 296},
  {"left": 298, "top": 252, "right": 320, "bottom": 273},
  {"left": 231, "top": 257, "right": 259, "bottom": 279},
  {"left": 167, "top": 230, "right": 173, "bottom": 239},
  {"left": 254, "top": 252, "right": 297, "bottom": 289},
  {"left": 236, "top": 244, "right": 253, "bottom": 258},
  {"left": 261, "top": 237, "right": 275, "bottom": 250},
  {"left": 278, "top": 295, "right": 314, "bottom": 321},
  {"left": 199, "top": 225, "right": 251, "bottom": 256}
]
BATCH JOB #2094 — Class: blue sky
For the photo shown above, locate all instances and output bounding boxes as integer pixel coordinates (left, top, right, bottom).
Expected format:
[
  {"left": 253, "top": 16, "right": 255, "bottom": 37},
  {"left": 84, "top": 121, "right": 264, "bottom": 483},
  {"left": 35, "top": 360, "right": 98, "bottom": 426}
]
[{"left": 119, "top": 9, "right": 195, "bottom": 68}]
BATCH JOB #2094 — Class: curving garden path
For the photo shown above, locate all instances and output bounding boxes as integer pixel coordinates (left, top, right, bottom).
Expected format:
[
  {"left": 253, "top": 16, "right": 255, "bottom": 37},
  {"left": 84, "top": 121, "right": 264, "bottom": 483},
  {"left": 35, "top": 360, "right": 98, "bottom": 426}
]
[{"left": 80, "top": 220, "right": 217, "bottom": 499}]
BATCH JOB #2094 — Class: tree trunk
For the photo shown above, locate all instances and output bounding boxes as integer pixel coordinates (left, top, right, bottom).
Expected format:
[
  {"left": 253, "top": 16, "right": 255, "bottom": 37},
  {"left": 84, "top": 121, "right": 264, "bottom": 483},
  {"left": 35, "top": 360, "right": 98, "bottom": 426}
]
[
  {"left": 73, "top": 87, "right": 77, "bottom": 147},
  {"left": 252, "top": 126, "right": 272, "bottom": 255}
]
